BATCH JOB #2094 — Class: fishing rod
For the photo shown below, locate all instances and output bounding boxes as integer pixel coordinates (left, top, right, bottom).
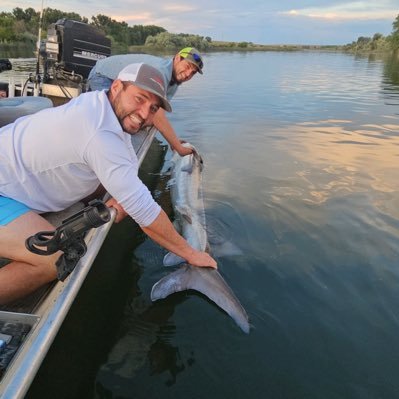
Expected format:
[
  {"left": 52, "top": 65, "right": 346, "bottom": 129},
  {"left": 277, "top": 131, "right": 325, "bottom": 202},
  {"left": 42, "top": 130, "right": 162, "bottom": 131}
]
[{"left": 34, "top": 0, "right": 45, "bottom": 96}]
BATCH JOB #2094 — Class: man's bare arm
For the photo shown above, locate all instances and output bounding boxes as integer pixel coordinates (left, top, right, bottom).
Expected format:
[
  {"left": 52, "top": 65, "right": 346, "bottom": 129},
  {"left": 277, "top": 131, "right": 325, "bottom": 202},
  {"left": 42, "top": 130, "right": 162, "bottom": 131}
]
[
  {"left": 141, "top": 209, "right": 217, "bottom": 268},
  {"left": 153, "top": 109, "right": 193, "bottom": 156}
]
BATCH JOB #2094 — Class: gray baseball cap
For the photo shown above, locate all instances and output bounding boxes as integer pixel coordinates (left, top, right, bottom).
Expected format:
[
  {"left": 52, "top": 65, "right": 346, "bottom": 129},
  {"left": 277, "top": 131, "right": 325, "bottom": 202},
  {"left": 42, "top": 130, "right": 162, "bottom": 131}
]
[{"left": 117, "top": 63, "right": 172, "bottom": 112}]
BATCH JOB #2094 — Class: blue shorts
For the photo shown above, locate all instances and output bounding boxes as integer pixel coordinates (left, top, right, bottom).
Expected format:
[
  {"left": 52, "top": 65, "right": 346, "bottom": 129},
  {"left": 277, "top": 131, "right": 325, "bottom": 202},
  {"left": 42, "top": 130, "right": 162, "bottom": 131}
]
[{"left": 0, "top": 196, "right": 31, "bottom": 226}]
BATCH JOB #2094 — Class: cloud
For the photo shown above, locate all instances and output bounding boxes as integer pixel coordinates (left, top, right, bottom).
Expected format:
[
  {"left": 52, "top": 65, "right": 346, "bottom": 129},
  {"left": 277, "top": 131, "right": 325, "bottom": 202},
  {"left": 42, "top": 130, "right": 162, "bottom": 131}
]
[
  {"left": 108, "top": 2, "right": 203, "bottom": 32},
  {"left": 111, "top": 12, "right": 154, "bottom": 24},
  {"left": 162, "top": 4, "right": 198, "bottom": 12},
  {"left": 281, "top": 2, "right": 398, "bottom": 21},
  {"left": 2, "top": 0, "right": 397, "bottom": 45}
]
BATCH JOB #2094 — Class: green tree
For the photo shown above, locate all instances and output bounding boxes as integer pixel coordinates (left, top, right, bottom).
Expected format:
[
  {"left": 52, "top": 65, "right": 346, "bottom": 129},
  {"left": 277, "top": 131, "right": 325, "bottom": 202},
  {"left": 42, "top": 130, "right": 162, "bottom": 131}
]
[
  {"left": 145, "top": 32, "right": 211, "bottom": 51},
  {"left": 12, "top": 7, "right": 39, "bottom": 35},
  {"left": 0, "top": 13, "right": 17, "bottom": 42},
  {"left": 12, "top": 7, "right": 37, "bottom": 23},
  {"left": 145, "top": 32, "right": 185, "bottom": 49},
  {"left": 142, "top": 25, "right": 166, "bottom": 43},
  {"left": 43, "top": 8, "right": 88, "bottom": 27},
  {"left": 91, "top": 15, "right": 165, "bottom": 46},
  {"left": 390, "top": 14, "right": 399, "bottom": 50}
]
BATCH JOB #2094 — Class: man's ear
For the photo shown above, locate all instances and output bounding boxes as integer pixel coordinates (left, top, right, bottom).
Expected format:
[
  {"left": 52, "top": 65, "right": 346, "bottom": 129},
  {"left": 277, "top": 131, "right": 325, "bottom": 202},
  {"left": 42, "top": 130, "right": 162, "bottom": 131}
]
[
  {"left": 110, "top": 79, "right": 124, "bottom": 96},
  {"left": 173, "top": 55, "right": 183, "bottom": 67}
]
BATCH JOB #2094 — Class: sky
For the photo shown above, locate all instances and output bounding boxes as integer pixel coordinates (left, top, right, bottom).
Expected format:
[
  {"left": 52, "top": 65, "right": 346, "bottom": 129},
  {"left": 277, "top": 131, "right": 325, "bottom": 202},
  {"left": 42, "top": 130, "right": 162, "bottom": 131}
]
[{"left": 2, "top": 0, "right": 399, "bottom": 45}]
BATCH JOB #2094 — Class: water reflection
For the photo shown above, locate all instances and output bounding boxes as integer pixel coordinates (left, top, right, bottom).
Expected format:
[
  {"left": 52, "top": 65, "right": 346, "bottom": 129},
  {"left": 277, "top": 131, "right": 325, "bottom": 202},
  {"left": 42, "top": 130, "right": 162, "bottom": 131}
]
[
  {"left": 381, "top": 53, "right": 399, "bottom": 109},
  {"left": 0, "top": 44, "right": 34, "bottom": 59},
  {"left": 270, "top": 119, "right": 399, "bottom": 213},
  {"left": 382, "top": 52, "right": 399, "bottom": 86},
  {"left": 0, "top": 58, "right": 37, "bottom": 87},
  {"left": 22, "top": 50, "right": 399, "bottom": 399}
]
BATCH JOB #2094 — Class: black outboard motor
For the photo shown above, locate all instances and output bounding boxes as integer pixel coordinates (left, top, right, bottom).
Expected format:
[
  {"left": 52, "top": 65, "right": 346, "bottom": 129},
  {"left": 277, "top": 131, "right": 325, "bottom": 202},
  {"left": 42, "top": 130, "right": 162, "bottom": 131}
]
[
  {"left": 0, "top": 59, "right": 12, "bottom": 73},
  {"left": 43, "top": 19, "right": 111, "bottom": 84}
]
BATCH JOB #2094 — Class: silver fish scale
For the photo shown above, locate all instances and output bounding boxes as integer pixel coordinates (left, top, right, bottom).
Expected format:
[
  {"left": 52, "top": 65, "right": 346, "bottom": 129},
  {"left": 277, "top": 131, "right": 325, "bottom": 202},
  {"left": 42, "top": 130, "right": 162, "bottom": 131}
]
[{"left": 170, "top": 149, "right": 207, "bottom": 252}]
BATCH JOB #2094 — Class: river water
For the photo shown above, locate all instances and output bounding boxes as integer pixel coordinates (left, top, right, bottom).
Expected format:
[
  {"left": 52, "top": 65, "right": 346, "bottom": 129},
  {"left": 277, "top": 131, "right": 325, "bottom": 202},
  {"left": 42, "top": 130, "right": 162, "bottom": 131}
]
[{"left": 4, "top": 51, "right": 399, "bottom": 399}]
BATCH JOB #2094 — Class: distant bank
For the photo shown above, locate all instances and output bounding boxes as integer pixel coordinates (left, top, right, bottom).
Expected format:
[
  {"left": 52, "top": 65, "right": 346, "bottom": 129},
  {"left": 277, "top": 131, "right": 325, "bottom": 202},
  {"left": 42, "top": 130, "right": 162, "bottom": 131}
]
[{"left": 0, "top": 40, "right": 396, "bottom": 60}]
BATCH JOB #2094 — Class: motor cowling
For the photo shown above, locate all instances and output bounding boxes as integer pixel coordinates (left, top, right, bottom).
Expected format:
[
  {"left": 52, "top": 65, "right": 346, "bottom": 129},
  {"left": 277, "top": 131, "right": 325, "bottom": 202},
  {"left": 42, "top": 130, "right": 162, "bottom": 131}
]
[{"left": 43, "top": 19, "right": 111, "bottom": 82}]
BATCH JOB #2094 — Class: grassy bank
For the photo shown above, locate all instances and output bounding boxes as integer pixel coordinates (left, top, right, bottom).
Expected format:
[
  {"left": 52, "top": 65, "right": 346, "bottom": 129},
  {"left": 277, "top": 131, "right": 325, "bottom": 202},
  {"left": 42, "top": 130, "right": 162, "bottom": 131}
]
[
  {"left": 1, "top": 39, "right": 393, "bottom": 60},
  {"left": 126, "top": 42, "right": 343, "bottom": 54},
  {"left": 0, "top": 42, "right": 35, "bottom": 58}
]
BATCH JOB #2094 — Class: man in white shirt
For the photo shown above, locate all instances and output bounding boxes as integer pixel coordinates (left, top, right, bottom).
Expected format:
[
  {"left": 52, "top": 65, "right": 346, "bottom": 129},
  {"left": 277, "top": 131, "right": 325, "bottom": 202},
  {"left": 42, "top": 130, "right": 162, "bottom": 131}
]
[{"left": 0, "top": 62, "right": 216, "bottom": 304}]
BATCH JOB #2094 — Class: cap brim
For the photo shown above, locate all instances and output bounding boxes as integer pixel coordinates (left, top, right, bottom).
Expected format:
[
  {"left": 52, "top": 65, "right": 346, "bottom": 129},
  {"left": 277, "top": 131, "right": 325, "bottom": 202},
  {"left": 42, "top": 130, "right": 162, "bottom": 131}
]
[{"left": 134, "top": 83, "right": 172, "bottom": 112}]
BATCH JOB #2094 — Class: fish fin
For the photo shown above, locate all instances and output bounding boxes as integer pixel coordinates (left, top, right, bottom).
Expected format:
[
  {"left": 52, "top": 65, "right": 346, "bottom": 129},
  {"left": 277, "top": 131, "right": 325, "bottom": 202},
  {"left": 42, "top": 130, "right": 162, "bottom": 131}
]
[
  {"left": 182, "top": 214, "right": 192, "bottom": 224},
  {"left": 210, "top": 241, "right": 243, "bottom": 258},
  {"left": 172, "top": 219, "right": 181, "bottom": 232},
  {"left": 181, "top": 162, "right": 193, "bottom": 174},
  {"left": 189, "top": 268, "right": 250, "bottom": 333},
  {"left": 151, "top": 265, "right": 250, "bottom": 333},
  {"left": 163, "top": 252, "right": 186, "bottom": 267},
  {"left": 175, "top": 205, "right": 193, "bottom": 224},
  {"left": 151, "top": 265, "right": 193, "bottom": 298}
]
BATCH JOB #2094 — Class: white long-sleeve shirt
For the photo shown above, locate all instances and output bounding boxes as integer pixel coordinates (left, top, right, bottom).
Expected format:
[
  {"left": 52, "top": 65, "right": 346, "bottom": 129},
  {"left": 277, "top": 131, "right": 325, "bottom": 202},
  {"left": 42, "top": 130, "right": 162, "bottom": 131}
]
[{"left": 0, "top": 91, "right": 160, "bottom": 227}]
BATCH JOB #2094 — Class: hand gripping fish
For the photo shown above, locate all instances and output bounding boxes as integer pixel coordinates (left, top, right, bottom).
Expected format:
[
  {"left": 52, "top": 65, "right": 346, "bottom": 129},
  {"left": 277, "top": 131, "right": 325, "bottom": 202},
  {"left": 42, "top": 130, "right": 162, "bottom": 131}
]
[{"left": 151, "top": 144, "right": 250, "bottom": 333}]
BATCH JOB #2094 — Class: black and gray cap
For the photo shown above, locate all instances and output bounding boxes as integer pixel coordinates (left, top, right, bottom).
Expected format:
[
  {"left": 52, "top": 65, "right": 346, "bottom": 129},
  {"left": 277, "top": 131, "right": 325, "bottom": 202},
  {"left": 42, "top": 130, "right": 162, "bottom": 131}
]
[
  {"left": 178, "top": 47, "right": 204, "bottom": 74},
  {"left": 117, "top": 63, "right": 172, "bottom": 112}
]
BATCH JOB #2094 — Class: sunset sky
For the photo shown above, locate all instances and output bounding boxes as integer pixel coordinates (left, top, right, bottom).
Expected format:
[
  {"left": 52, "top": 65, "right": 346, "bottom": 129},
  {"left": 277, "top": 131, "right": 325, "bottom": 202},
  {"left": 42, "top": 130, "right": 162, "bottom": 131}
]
[{"left": 3, "top": 0, "right": 399, "bottom": 45}]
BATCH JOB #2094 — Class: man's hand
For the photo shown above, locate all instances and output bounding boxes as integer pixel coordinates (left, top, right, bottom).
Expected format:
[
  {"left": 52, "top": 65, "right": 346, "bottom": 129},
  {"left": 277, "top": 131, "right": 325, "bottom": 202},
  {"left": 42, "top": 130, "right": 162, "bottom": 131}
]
[
  {"left": 172, "top": 140, "right": 197, "bottom": 157},
  {"left": 176, "top": 145, "right": 194, "bottom": 156},
  {"left": 141, "top": 209, "right": 217, "bottom": 269},
  {"left": 186, "top": 249, "right": 217, "bottom": 269},
  {"left": 106, "top": 198, "right": 128, "bottom": 223}
]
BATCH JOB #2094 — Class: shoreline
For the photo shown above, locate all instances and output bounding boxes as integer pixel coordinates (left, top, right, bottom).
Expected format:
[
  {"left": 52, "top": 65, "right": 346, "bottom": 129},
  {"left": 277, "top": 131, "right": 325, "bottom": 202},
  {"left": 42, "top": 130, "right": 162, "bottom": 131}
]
[{"left": 0, "top": 42, "right": 395, "bottom": 59}]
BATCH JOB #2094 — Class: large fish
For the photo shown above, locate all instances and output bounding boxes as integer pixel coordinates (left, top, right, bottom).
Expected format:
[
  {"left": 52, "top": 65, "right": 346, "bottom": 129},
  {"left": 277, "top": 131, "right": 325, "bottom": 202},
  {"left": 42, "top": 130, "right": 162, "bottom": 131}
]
[{"left": 151, "top": 144, "right": 250, "bottom": 333}]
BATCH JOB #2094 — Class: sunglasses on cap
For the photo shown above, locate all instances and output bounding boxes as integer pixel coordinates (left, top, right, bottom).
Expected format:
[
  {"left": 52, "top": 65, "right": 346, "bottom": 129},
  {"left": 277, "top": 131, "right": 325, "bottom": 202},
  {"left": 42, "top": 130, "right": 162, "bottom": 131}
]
[{"left": 180, "top": 51, "right": 204, "bottom": 71}]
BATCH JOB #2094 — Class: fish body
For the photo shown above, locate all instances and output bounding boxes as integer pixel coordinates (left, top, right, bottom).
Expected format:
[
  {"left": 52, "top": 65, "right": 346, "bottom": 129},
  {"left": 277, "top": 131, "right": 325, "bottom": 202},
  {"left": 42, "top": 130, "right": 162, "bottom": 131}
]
[
  {"left": 163, "top": 147, "right": 207, "bottom": 265},
  {"left": 152, "top": 144, "right": 250, "bottom": 333}
]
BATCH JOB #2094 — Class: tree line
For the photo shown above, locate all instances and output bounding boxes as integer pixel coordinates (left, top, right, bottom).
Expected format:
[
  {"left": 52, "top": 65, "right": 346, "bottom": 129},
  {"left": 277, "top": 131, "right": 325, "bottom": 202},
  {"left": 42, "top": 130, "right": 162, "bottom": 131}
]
[
  {"left": 1, "top": 7, "right": 399, "bottom": 53},
  {"left": 343, "top": 14, "right": 399, "bottom": 52},
  {"left": 0, "top": 7, "right": 211, "bottom": 51}
]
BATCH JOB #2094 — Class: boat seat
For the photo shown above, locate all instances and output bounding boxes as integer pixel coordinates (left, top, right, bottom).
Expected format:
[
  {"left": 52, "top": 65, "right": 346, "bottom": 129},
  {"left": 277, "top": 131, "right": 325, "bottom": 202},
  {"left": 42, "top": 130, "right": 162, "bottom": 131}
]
[
  {"left": 0, "top": 97, "right": 53, "bottom": 128},
  {"left": 0, "top": 311, "right": 40, "bottom": 377}
]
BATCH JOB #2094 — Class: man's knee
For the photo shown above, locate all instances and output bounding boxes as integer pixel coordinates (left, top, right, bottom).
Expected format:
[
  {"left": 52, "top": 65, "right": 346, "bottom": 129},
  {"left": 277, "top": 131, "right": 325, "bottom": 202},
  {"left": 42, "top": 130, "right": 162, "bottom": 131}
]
[{"left": 0, "top": 211, "right": 56, "bottom": 263}]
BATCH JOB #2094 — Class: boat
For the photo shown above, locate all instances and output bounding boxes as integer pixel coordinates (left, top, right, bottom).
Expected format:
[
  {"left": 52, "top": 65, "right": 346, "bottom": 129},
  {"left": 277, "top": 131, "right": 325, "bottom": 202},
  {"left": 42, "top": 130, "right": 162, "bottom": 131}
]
[{"left": 0, "top": 19, "right": 160, "bottom": 398}]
